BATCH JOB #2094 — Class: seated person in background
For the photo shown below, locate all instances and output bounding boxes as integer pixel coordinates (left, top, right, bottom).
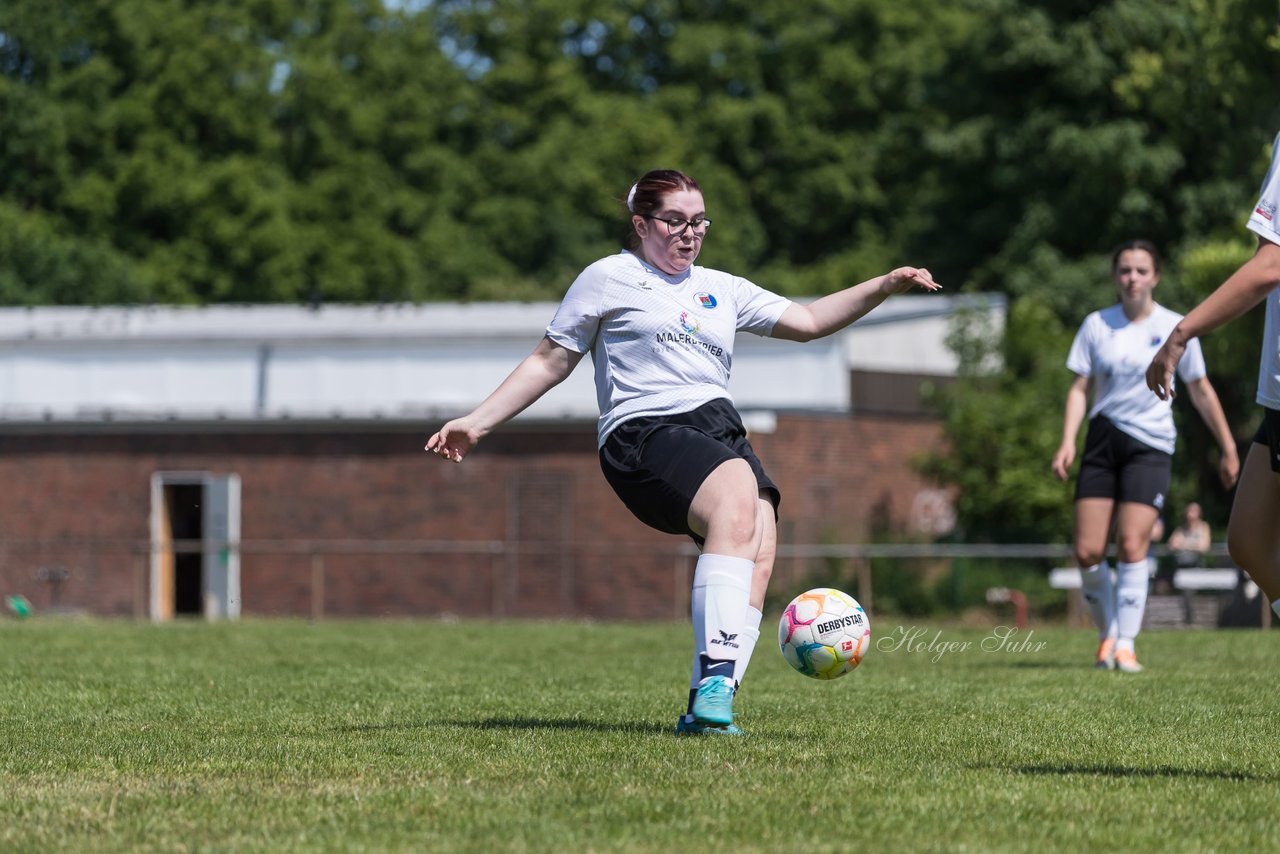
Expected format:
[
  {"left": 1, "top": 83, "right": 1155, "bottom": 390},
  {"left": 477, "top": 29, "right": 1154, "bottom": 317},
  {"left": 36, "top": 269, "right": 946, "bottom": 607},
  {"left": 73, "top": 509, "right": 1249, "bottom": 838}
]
[{"left": 1168, "top": 502, "right": 1212, "bottom": 568}]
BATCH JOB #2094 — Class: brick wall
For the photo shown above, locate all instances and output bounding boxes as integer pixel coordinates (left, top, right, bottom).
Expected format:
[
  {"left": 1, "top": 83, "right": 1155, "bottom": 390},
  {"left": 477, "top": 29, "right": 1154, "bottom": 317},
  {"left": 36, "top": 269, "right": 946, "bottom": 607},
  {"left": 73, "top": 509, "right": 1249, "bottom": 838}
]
[{"left": 0, "top": 413, "right": 943, "bottom": 619}]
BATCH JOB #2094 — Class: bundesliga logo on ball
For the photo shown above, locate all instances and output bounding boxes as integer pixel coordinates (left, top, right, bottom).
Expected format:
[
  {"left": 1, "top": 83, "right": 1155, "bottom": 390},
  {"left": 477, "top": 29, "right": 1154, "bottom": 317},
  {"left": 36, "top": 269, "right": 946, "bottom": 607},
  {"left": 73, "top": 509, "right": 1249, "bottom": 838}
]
[{"left": 778, "top": 588, "right": 871, "bottom": 679}]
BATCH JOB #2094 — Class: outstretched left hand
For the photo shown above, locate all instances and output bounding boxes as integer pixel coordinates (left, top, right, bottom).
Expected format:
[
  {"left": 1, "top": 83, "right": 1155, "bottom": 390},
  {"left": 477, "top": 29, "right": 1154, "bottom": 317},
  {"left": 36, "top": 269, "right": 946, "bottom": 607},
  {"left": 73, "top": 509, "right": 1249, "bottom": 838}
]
[{"left": 882, "top": 267, "right": 941, "bottom": 295}]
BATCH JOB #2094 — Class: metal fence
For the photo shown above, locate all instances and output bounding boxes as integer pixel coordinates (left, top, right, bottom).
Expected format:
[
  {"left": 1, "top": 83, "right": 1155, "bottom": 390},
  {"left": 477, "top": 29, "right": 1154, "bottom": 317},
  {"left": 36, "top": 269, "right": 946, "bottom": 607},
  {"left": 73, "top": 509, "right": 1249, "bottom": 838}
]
[{"left": 0, "top": 538, "right": 1265, "bottom": 627}]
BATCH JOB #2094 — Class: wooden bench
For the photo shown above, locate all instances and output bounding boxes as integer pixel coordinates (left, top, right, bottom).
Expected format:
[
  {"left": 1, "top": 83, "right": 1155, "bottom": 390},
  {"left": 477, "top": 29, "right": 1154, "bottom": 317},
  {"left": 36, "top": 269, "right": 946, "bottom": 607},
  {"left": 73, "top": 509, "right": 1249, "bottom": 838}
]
[
  {"left": 1048, "top": 568, "right": 1086, "bottom": 627},
  {"left": 1049, "top": 567, "right": 1082, "bottom": 589},
  {"left": 1049, "top": 566, "right": 1269, "bottom": 628},
  {"left": 1170, "top": 568, "right": 1238, "bottom": 591},
  {"left": 1048, "top": 566, "right": 1241, "bottom": 590}
]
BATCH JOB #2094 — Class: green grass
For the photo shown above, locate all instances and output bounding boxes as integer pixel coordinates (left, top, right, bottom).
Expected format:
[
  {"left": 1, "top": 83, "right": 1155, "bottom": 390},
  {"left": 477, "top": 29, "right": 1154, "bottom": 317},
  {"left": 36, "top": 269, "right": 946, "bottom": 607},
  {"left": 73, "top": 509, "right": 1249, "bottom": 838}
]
[{"left": 1, "top": 617, "right": 1276, "bottom": 852}]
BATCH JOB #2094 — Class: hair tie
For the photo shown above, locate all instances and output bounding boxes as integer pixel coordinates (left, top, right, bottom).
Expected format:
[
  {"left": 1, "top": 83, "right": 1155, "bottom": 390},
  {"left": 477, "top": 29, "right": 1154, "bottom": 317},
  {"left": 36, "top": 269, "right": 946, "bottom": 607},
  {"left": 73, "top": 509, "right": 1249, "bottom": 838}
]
[{"left": 626, "top": 183, "right": 638, "bottom": 213}]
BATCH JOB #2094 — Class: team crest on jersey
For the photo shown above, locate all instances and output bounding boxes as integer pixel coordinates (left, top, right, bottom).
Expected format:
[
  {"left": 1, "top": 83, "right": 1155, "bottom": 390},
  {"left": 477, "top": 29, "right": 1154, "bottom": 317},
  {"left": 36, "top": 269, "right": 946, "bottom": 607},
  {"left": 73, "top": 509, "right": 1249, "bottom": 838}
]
[
  {"left": 679, "top": 311, "right": 701, "bottom": 335},
  {"left": 1258, "top": 200, "right": 1276, "bottom": 222},
  {"left": 1150, "top": 335, "right": 1162, "bottom": 346},
  {"left": 694, "top": 292, "right": 718, "bottom": 309}
]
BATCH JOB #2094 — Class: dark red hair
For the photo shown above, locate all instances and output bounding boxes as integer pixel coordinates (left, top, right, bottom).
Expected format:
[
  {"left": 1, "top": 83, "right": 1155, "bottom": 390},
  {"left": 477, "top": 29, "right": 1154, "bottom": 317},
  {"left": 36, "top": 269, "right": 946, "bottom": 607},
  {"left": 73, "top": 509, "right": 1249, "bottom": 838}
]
[{"left": 625, "top": 169, "right": 701, "bottom": 249}]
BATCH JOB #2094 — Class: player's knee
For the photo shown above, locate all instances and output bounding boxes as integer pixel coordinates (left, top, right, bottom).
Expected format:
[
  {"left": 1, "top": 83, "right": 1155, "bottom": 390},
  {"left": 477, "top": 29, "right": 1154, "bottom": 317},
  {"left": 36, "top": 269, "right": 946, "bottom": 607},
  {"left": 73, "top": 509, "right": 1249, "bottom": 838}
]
[
  {"left": 712, "top": 496, "right": 759, "bottom": 549},
  {"left": 1075, "top": 547, "right": 1105, "bottom": 568},
  {"left": 1113, "top": 536, "right": 1147, "bottom": 565},
  {"left": 694, "top": 462, "right": 759, "bottom": 538}
]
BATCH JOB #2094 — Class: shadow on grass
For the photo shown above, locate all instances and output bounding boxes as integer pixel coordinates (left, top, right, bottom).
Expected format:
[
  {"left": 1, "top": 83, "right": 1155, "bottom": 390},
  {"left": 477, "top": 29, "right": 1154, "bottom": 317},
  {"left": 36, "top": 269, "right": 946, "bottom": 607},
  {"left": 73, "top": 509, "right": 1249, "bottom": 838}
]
[
  {"left": 971, "top": 659, "right": 1081, "bottom": 669},
  {"left": 335, "top": 716, "right": 671, "bottom": 735},
  {"left": 971, "top": 762, "right": 1274, "bottom": 782}
]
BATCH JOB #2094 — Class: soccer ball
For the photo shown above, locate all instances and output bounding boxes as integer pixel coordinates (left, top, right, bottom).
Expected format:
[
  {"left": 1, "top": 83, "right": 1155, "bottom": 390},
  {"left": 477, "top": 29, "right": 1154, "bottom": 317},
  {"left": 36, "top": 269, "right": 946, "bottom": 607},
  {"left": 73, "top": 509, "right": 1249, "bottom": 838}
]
[{"left": 778, "top": 587, "right": 870, "bottom": 679}]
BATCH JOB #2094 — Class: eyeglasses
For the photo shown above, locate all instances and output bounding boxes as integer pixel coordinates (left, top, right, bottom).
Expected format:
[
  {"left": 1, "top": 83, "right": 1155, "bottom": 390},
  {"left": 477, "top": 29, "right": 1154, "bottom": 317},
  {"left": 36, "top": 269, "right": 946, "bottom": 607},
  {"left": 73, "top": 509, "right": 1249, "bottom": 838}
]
[{"left": 645, "top": 215, "right": 712, "bottom": 236}]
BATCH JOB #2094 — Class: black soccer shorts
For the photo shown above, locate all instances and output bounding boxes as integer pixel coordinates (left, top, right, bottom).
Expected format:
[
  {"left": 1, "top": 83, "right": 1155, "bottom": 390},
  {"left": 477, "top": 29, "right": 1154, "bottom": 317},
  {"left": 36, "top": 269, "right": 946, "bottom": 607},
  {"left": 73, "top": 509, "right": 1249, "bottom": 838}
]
[
  {"left": 1075, "top": 415, "right": 1172, "bottom": 508},
  {"left": 1251, "top": 407, "right": 1280, "bottom": 473},
  {"left": 599, "top": 397, "right": 780, "bottom": 546}
]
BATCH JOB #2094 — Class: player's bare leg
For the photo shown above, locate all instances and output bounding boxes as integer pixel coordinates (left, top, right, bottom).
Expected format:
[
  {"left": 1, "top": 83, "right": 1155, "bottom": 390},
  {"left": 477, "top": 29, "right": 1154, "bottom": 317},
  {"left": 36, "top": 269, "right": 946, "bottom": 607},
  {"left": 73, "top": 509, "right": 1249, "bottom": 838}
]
[
  {"left": 1112, "top": 502, "right": 1159, "bottom": 672},
  {"left": 677, "top": 460, "right": 759, "bottom": 735},
  {"left": 731, "top": 495, "right": 775, "bottom": 692},
  {"left": 1073, "top": 498, "right": 1119, "bottom": 667},
  {"left": 1227, "top": 445, "right": 1280, "bottom": 613}
]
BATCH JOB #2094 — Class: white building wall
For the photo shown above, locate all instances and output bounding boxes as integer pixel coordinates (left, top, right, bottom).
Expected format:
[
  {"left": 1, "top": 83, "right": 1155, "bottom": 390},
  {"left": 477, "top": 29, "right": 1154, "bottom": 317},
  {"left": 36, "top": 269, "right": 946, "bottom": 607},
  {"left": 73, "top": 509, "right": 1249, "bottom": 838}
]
[{"left": 0, "top": 295, "right": 1003, "bottom": 424}]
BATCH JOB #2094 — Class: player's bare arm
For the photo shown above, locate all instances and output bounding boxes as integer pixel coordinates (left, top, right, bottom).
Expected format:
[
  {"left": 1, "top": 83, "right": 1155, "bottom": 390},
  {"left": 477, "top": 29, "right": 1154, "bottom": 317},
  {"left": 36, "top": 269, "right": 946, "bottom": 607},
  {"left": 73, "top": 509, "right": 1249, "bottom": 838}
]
[
  {"left": 771, "top": 267, "right": 940, "bottom": 343},
  {"left": 1147, "top": 238, "right": 1280, "bottom": 400},
  {"left": 426, "top": 337, "right": 583, "bottom": 462},
  {"left": 1051, "top": 374, "right": 1090, "bottom": 481},
  {"left": 1182, "top": 377, "right": 1241, "bottom": 488}
]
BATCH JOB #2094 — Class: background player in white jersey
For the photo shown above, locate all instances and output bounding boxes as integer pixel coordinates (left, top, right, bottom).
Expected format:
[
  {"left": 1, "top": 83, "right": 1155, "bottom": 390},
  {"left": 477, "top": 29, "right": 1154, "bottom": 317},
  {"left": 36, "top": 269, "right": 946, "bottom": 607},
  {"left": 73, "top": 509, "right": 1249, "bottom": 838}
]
[
  {"left": 426, "top": 169, "right": 939, "bottom": 735},
  {"left": 1148, "top": 129, "right": 1280, "bottom": 622},
  {"left": 1052, "top": 240, "right": 1238, "bottom": 672}
]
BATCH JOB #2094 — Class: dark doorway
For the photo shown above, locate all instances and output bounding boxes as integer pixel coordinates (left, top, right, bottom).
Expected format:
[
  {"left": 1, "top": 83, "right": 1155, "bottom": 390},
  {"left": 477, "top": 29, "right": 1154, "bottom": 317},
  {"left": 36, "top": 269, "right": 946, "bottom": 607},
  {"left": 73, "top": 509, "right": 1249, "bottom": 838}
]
[
  {"left": 165, "top": 484, "right": 204, "bottom": 616},
  {"left": 151, "top": 472, "right": 241, "bottom": 622}
]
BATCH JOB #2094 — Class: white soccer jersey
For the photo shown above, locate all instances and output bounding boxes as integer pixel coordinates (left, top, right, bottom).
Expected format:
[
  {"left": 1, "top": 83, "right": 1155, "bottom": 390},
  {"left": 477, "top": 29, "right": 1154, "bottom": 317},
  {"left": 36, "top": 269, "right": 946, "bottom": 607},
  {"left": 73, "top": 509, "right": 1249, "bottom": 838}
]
[
  {"left": 1246, "top": 130, "right": 1280, "bottom": 410},
  {"left": 1066, "top": 303, "right": 1206, "bottom": 455},
  {"left": 546, "top": 251, "right": 792, "bottom": 445}
]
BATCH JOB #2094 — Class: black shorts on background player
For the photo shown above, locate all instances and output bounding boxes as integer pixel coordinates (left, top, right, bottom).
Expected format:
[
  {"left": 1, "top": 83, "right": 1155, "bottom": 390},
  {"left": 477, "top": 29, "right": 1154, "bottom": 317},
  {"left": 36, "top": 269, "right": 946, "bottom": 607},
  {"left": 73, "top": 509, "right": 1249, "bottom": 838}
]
[{"left": 1075, "top": 415, "right": 1172, "bottom": 507}]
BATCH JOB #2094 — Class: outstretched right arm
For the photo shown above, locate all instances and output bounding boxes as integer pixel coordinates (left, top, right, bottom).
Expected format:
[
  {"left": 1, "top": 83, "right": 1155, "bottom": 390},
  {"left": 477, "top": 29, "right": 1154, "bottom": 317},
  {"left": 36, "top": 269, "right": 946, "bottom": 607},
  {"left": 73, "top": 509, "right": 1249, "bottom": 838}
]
[{"left": 426, "top": 337, "right": 585, "bottom": 462}]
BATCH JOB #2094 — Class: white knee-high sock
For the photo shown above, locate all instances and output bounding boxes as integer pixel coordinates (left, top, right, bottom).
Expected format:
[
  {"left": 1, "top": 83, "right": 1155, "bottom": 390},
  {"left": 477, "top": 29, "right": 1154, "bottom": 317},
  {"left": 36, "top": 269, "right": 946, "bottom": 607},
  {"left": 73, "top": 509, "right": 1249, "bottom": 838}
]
[
  {"left": 1115, "top": 560, "right": 1150, "bottom": 651},
  {"left": 690, "top": 554, "right": 753, "bottom": 685},
  {"left": 732, "top": 606, "right": 764, "bottom": 689},
  {"left": 1079, "top": 561, "right": 1116, "bottom": 640},
  {"left": 688, "top": 604, "right": 763, "bottom": 710}
]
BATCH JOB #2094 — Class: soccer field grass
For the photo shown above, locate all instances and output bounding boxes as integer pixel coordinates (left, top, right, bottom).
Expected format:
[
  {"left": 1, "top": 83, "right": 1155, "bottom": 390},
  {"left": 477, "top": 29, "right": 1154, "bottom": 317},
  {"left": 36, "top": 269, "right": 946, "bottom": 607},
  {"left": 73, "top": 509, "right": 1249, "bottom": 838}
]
[{"left": 2, "top": 617, "right": 1276, "bottom": 852}]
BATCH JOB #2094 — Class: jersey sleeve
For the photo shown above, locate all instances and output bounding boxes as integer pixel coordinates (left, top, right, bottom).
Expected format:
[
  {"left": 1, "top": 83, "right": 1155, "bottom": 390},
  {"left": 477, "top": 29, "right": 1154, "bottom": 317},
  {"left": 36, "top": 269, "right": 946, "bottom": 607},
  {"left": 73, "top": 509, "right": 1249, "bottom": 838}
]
[
  {"left": 545, "top": 263, "right": 604, "bottom": 354},
  {"left": 1175, "top": 335, "right": 1207, "bottom": 383},
  {"left": 1248, "top": 131, "right": 1280, "bottom": 246},
  {"left": 1064, "top": 315, "right": 1095, "bottom": 377},
  {"left": 732, "top": 276, "right": 792, "bottom": 336}
]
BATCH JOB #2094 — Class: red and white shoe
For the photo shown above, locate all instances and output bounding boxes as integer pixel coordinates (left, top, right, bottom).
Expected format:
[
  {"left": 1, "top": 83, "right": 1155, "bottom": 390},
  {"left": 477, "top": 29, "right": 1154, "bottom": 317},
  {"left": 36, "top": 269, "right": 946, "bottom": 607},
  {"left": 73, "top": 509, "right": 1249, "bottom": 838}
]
[
  {"left": 1114, "top": 647, "right": 1143, "bottom": 673},
  {"left": 1095, "top": 637, "right": 1116, "bottom": 670}
]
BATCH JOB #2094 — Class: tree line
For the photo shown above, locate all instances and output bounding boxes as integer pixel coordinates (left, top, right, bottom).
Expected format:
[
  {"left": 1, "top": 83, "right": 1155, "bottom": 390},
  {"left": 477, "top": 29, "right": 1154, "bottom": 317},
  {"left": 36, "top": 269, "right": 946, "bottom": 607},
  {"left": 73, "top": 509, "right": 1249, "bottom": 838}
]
[{"left": 2, "top": 0, "right": 1278, "bottom": 538}]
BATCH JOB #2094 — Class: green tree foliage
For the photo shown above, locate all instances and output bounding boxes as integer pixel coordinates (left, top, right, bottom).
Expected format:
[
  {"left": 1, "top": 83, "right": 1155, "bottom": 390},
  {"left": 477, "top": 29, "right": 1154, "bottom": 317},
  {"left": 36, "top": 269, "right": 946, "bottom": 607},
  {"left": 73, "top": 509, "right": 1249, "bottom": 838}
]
[
  {"left": 913, "top": 0, "right": 1280, "bottom": 293},
  {"left": 921, "top": 299, "right": 1078, "bottom": 542},
  {"left": 914, "top": 1, "right": 1279, "bottom": 540},
  {"left": 2, "top": 0, "right": 1276, "bottom": 307}
]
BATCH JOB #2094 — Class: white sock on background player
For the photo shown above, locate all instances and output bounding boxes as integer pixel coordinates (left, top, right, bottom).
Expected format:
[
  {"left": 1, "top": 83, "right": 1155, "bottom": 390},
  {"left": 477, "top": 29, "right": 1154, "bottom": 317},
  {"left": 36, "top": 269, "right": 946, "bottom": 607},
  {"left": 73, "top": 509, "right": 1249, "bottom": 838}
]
[
  {"left": 1115, "top": 560, "right": 1149, "bottom": 651},
  {"left": 1079, "top": 561, "right": 1117, "bottom": 640}
]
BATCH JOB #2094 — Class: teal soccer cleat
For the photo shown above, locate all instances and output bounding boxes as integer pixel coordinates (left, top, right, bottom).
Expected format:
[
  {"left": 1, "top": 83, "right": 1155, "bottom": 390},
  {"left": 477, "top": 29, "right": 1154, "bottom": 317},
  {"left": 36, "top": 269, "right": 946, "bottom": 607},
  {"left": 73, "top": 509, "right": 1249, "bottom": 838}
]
[
  {"left": 690, "top": 675, "right": 735, "bottom": 726},
  {"left": 674, "top": 714, "right": 743, "bottom": 736}
]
